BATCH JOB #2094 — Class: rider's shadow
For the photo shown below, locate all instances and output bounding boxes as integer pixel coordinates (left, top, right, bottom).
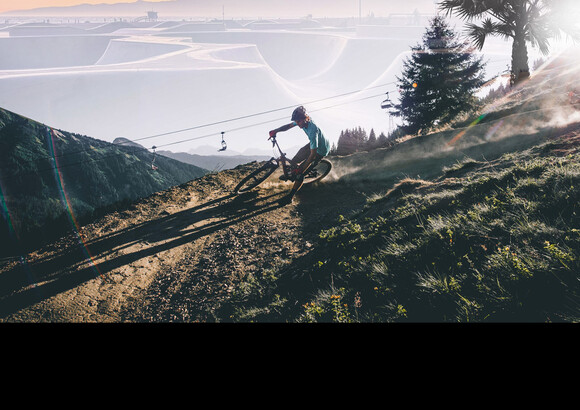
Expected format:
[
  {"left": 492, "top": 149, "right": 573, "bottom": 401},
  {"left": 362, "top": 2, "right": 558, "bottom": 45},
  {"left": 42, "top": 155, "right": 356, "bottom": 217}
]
[
  {"left": 0, "top": 189, "right": 287, "bottom": 319},
  {"left": 145, "top": 190, "right": 285, "bottom": 243}
]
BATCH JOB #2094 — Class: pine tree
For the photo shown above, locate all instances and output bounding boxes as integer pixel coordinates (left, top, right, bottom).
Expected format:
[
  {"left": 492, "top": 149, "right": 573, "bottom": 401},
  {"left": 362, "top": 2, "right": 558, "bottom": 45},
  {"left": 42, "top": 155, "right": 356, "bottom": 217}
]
[
  {"left": 367, "top": 128, "right": 377, "bottom": 150},
  {"left": 329, "top": 141, "right": 337, "bottom": 155},
  {"left": 391, "top": 16, "right": 486, "bottom": 135},
  {"left": 355, "top": 127, "right": 368, "bottom": 149},
  {"left": 377, "top": 132, "right": 388, "bottom": 147},
  {"left": 336, "top": 129, "right": 355, "bottom": 155},
  {"left": 336, "top": 130, "right": 349, "bottom": 155},
  {"left": 336, "top": 127, "right": 370, "bottom": 155}
]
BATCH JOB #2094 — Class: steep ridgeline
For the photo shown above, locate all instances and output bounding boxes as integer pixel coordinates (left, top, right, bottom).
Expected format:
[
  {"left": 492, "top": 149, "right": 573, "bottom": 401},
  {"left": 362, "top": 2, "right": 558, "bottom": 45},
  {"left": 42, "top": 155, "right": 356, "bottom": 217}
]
[{"left": 0, "top": 107, "right": 208, "bottom": 253}]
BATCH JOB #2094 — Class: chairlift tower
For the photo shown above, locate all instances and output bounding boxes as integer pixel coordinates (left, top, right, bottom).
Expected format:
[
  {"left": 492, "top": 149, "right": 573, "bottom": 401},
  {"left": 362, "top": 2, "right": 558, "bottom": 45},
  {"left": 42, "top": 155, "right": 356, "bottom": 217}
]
[{"left": 380, "top": 92, "right": 395, "bottom": 135}]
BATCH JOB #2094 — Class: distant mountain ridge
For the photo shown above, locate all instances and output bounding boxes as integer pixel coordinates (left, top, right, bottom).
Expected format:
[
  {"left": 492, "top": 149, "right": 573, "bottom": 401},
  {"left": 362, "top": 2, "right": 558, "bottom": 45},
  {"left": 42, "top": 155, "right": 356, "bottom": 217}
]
[
  {"left": 1, "top": 0, "right": 437, "bottom": 18},
  {"left": 0, "top": 108, "right": 207, "bottom": 252},
  {"left": 112, "top": 137, "right": 271, "bottom": 172},
  {"left": 157, "top": 150, "right": 271, "bottom": 172}
]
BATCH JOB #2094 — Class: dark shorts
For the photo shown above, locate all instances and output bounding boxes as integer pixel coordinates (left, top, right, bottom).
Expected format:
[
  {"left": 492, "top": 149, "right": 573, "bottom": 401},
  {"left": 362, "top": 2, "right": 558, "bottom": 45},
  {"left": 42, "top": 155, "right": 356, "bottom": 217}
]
[
  {"left": 292, "top": 143, "right": 323, "bottom": 165},
  {"left": 291, "top": 144, "right": 324, "bottom": 182}
]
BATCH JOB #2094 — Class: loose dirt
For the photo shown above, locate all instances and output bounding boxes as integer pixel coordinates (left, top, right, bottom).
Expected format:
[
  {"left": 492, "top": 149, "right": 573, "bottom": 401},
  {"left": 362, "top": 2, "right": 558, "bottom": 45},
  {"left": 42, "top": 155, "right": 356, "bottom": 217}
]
[{"left": 0, "top": 161, "right": 369, "bottom": 322}]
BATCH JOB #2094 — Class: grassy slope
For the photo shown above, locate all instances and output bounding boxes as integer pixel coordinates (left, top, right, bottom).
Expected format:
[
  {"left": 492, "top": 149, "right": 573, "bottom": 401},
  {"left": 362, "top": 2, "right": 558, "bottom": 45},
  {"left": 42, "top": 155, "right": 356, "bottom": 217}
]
[
  {"left": 219, "top": 51, "right": 580, "bottom": 323},
  {"left": 311, "top": 134, "right": 580, "bottom": 322}
]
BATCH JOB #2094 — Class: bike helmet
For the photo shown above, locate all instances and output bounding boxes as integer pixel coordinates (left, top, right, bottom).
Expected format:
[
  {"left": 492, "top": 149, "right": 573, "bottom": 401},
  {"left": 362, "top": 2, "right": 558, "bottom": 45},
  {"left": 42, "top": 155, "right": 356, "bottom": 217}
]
[{"left": 291, "top": 106, "right": 307, "bottom": 122}]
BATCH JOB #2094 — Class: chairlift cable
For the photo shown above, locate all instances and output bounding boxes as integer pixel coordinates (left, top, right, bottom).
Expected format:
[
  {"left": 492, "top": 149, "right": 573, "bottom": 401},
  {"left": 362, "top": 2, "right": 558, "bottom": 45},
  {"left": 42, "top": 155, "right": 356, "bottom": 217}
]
[
  {"left": 3, "top": 81, "right": 398, "bottom": 169},
  {"left": 6, "top": 64, "right": 567, "bottom": 174},
  {"left": 4, "top": 54, "right": 577, "bottom": 176},
  {"left": 126, "top": 81, "right": 398, "bottom": 144},
  {"left": 2, "top": 88, "right": 395, "bottom": 176},
  {"left": 151, "top": 90, "right": 396, "bottom": 150}
]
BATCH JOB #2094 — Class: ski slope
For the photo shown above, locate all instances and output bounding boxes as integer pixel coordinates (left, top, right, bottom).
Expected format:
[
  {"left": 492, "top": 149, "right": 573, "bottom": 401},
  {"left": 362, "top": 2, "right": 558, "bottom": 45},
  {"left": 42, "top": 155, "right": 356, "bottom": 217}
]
[{"left": 0, "top": 21, "right": 514, "bottom": 155}]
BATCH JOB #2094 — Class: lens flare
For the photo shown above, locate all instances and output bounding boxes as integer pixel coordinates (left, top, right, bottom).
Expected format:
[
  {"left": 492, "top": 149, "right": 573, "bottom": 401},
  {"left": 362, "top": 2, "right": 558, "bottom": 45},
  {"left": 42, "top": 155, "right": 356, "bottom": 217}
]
[
  {"left": 0, "top": 182, "right": 17, "bottom": 242},
  {"left": 46, "top": 127, "right": 104, "bottom": 280},
  {"left": 484, "top": 119, "right": 504, "bottom": 141},
  {"left": 446, "top": 114, "right": 487, "bottom": 146}
]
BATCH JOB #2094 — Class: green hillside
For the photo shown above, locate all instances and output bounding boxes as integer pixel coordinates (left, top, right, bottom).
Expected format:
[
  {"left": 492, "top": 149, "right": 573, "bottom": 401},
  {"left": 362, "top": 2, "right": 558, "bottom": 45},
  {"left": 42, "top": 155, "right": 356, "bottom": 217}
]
[
  {"left": 0, "top": 107, "right": 208, "bottom": 253},
  {"left": 210, "top": 54, "right": 580, "bottom": 323}
]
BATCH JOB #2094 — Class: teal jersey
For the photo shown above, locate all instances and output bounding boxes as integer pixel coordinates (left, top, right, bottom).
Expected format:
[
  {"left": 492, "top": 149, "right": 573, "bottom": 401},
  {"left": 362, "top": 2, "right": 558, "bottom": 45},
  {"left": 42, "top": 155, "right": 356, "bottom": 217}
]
[{"left": 293, "top": 119, "right": 330, "bottom": 156}]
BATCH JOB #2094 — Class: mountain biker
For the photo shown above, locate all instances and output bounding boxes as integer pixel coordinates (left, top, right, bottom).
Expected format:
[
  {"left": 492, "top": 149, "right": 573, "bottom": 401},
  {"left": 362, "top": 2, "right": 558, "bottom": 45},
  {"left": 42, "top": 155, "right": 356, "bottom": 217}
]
[{"left": 269, "top": 106, "right": 331, "bottom": 204}]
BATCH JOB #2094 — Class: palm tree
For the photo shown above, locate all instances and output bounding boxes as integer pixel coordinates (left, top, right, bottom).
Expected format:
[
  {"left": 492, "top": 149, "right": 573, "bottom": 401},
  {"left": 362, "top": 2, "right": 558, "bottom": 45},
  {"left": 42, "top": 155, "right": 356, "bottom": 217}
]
[{"left": 439, "top": 0, "right": 580, "bottom": 85}]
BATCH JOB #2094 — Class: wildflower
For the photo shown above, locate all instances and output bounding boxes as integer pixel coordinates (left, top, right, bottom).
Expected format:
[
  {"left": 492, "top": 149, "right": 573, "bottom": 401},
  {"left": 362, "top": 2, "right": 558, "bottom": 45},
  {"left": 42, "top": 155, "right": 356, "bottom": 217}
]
[{"left": 354, "top": 292, "right": 362, "bottom": 308}]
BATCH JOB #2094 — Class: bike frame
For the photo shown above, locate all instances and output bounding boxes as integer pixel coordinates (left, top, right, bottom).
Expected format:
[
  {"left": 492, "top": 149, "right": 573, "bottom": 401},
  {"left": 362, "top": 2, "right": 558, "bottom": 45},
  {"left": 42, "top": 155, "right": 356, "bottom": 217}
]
[
  {"left": 268, "top": 135, "right": 298, "bottom": 179},
  {"left": 234, "top": 134, "right": 332, "bottom": 194}
]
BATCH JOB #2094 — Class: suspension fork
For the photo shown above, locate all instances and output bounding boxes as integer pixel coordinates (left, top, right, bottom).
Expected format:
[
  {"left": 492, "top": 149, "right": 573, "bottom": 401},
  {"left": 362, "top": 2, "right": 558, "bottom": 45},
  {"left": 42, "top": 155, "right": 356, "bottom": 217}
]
[{"left": 279, "top": 155, "right": 296, "bottom": 178}]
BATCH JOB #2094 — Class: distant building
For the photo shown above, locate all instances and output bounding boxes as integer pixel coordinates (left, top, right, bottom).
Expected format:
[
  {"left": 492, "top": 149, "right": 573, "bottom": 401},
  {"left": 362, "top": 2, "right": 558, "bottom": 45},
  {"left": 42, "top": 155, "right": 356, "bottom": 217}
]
[
  {"left": 134, "top": 11, "right": 158, "bottom": 23},
  {"left": 147, "top": 11, "right": 158, "bottom": 21}
]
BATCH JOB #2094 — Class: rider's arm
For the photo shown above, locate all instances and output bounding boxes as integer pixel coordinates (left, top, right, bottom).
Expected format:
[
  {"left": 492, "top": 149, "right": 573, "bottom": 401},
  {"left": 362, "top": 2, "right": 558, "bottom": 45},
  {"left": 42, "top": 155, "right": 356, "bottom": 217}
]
[{"left": 269, "top": 122, "right": 296, "bottom": 137}]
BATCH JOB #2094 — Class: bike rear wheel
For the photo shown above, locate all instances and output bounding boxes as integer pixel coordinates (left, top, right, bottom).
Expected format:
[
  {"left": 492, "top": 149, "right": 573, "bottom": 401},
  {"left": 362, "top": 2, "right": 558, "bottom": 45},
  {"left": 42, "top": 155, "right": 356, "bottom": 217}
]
[
  {"left": 302, "top": 159, "right": 332, "bottom": 185},
  {"left": 234, "top": 162, "right": 277, "bottom": 193}
]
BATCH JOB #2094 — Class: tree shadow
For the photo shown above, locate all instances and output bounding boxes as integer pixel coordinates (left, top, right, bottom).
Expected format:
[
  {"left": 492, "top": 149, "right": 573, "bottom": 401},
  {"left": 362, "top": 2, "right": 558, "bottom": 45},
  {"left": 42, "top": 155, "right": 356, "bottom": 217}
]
[{"left": 0, "top": 189, "right": 288, "bottom": 319}]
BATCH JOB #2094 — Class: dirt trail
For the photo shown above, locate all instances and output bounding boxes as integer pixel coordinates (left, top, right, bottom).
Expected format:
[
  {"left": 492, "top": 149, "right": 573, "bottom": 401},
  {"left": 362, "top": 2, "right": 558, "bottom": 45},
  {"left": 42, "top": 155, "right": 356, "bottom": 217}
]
[{"left": 0, "top": 162, "right": 368, "bottom": 322}]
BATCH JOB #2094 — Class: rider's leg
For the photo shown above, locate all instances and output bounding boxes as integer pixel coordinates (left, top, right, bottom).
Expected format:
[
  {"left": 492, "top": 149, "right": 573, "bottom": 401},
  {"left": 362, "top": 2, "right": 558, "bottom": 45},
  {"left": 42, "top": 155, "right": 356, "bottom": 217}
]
[
  {"left": 279, "top": 176, "right": 302, "bottom": 204},
  {"left": 288, "top": 175, "right": 304, "bottom": 198},
  {"left": 285, "top": 154, "right": 322, "bottom": 200},
  {"left": 300, "top": 154, "right": 322, "bottom": 176},
  {"left": 280, "top": 143, "right": 310, "bottom": 181}
]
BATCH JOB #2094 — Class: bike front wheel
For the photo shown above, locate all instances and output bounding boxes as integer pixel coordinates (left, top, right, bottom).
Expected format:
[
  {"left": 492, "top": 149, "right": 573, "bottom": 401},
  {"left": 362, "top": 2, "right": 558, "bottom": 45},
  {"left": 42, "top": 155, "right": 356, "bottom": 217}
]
[
  {"left": 234, "top": 162, "right": 278, "bottom": 193},
  {"left": 302, "top": 159, "right": 332, "bottom": 185}
]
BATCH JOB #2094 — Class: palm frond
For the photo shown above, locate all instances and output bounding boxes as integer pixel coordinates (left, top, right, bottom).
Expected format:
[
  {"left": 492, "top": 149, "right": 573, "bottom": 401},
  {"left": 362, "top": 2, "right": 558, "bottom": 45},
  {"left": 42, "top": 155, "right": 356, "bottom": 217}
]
[
  {"left": 439, "top": 0, "right": 489, "bottom": 20},
  {"left": 494, "top": 23, "right": 515, "bottom": 40},
  {"left": 465, "top": 18, "right": 500, "bottom": 50},
  {"left": 438, "top": 0, "right": 464, "bottom": 17},
  {"left": 527, "top": 19, "right": 553, "bottom": 55}
]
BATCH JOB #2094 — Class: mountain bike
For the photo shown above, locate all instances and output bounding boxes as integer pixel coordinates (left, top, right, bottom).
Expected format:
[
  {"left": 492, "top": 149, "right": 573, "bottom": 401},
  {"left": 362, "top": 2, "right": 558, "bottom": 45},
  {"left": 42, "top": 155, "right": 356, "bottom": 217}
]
[{"left": 234, "top": 134, "right": 332, "bottom": 194}]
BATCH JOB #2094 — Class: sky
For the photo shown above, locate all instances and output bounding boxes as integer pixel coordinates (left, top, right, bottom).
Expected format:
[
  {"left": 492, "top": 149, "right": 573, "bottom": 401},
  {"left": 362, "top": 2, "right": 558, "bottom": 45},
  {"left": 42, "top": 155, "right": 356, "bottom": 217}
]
[
  {"left": 4, "top": 0, "right": 565, "bottom": 155},
  {"left": 0, "top": 0, "right": 440, "bottom": 16},
  {"left": 0, "top": 0, "right": 167, "bottom": 14}
]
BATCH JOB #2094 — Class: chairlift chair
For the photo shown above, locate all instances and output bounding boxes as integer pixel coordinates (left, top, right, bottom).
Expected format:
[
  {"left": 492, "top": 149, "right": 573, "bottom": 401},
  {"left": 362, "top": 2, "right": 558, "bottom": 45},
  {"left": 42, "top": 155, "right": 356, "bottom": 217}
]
[
  {"left": 380, "top": 92, "right": 393, "bottom": 110},
  {"left": 218, "top": 132, "right": 227, "bottom": 152},
  {"left": 151, "top": 145, "right": 159, "bottom": 170}
]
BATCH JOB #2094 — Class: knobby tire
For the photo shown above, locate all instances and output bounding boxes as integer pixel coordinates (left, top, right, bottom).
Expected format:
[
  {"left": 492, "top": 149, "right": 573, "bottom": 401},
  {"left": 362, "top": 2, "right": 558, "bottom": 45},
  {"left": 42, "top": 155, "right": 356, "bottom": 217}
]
[
  {"left": 301, "top": 159, "right": 332, "bottom": 185},
  {"left": 234, "top": 163, "right": 277, "bottom": 193}
]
